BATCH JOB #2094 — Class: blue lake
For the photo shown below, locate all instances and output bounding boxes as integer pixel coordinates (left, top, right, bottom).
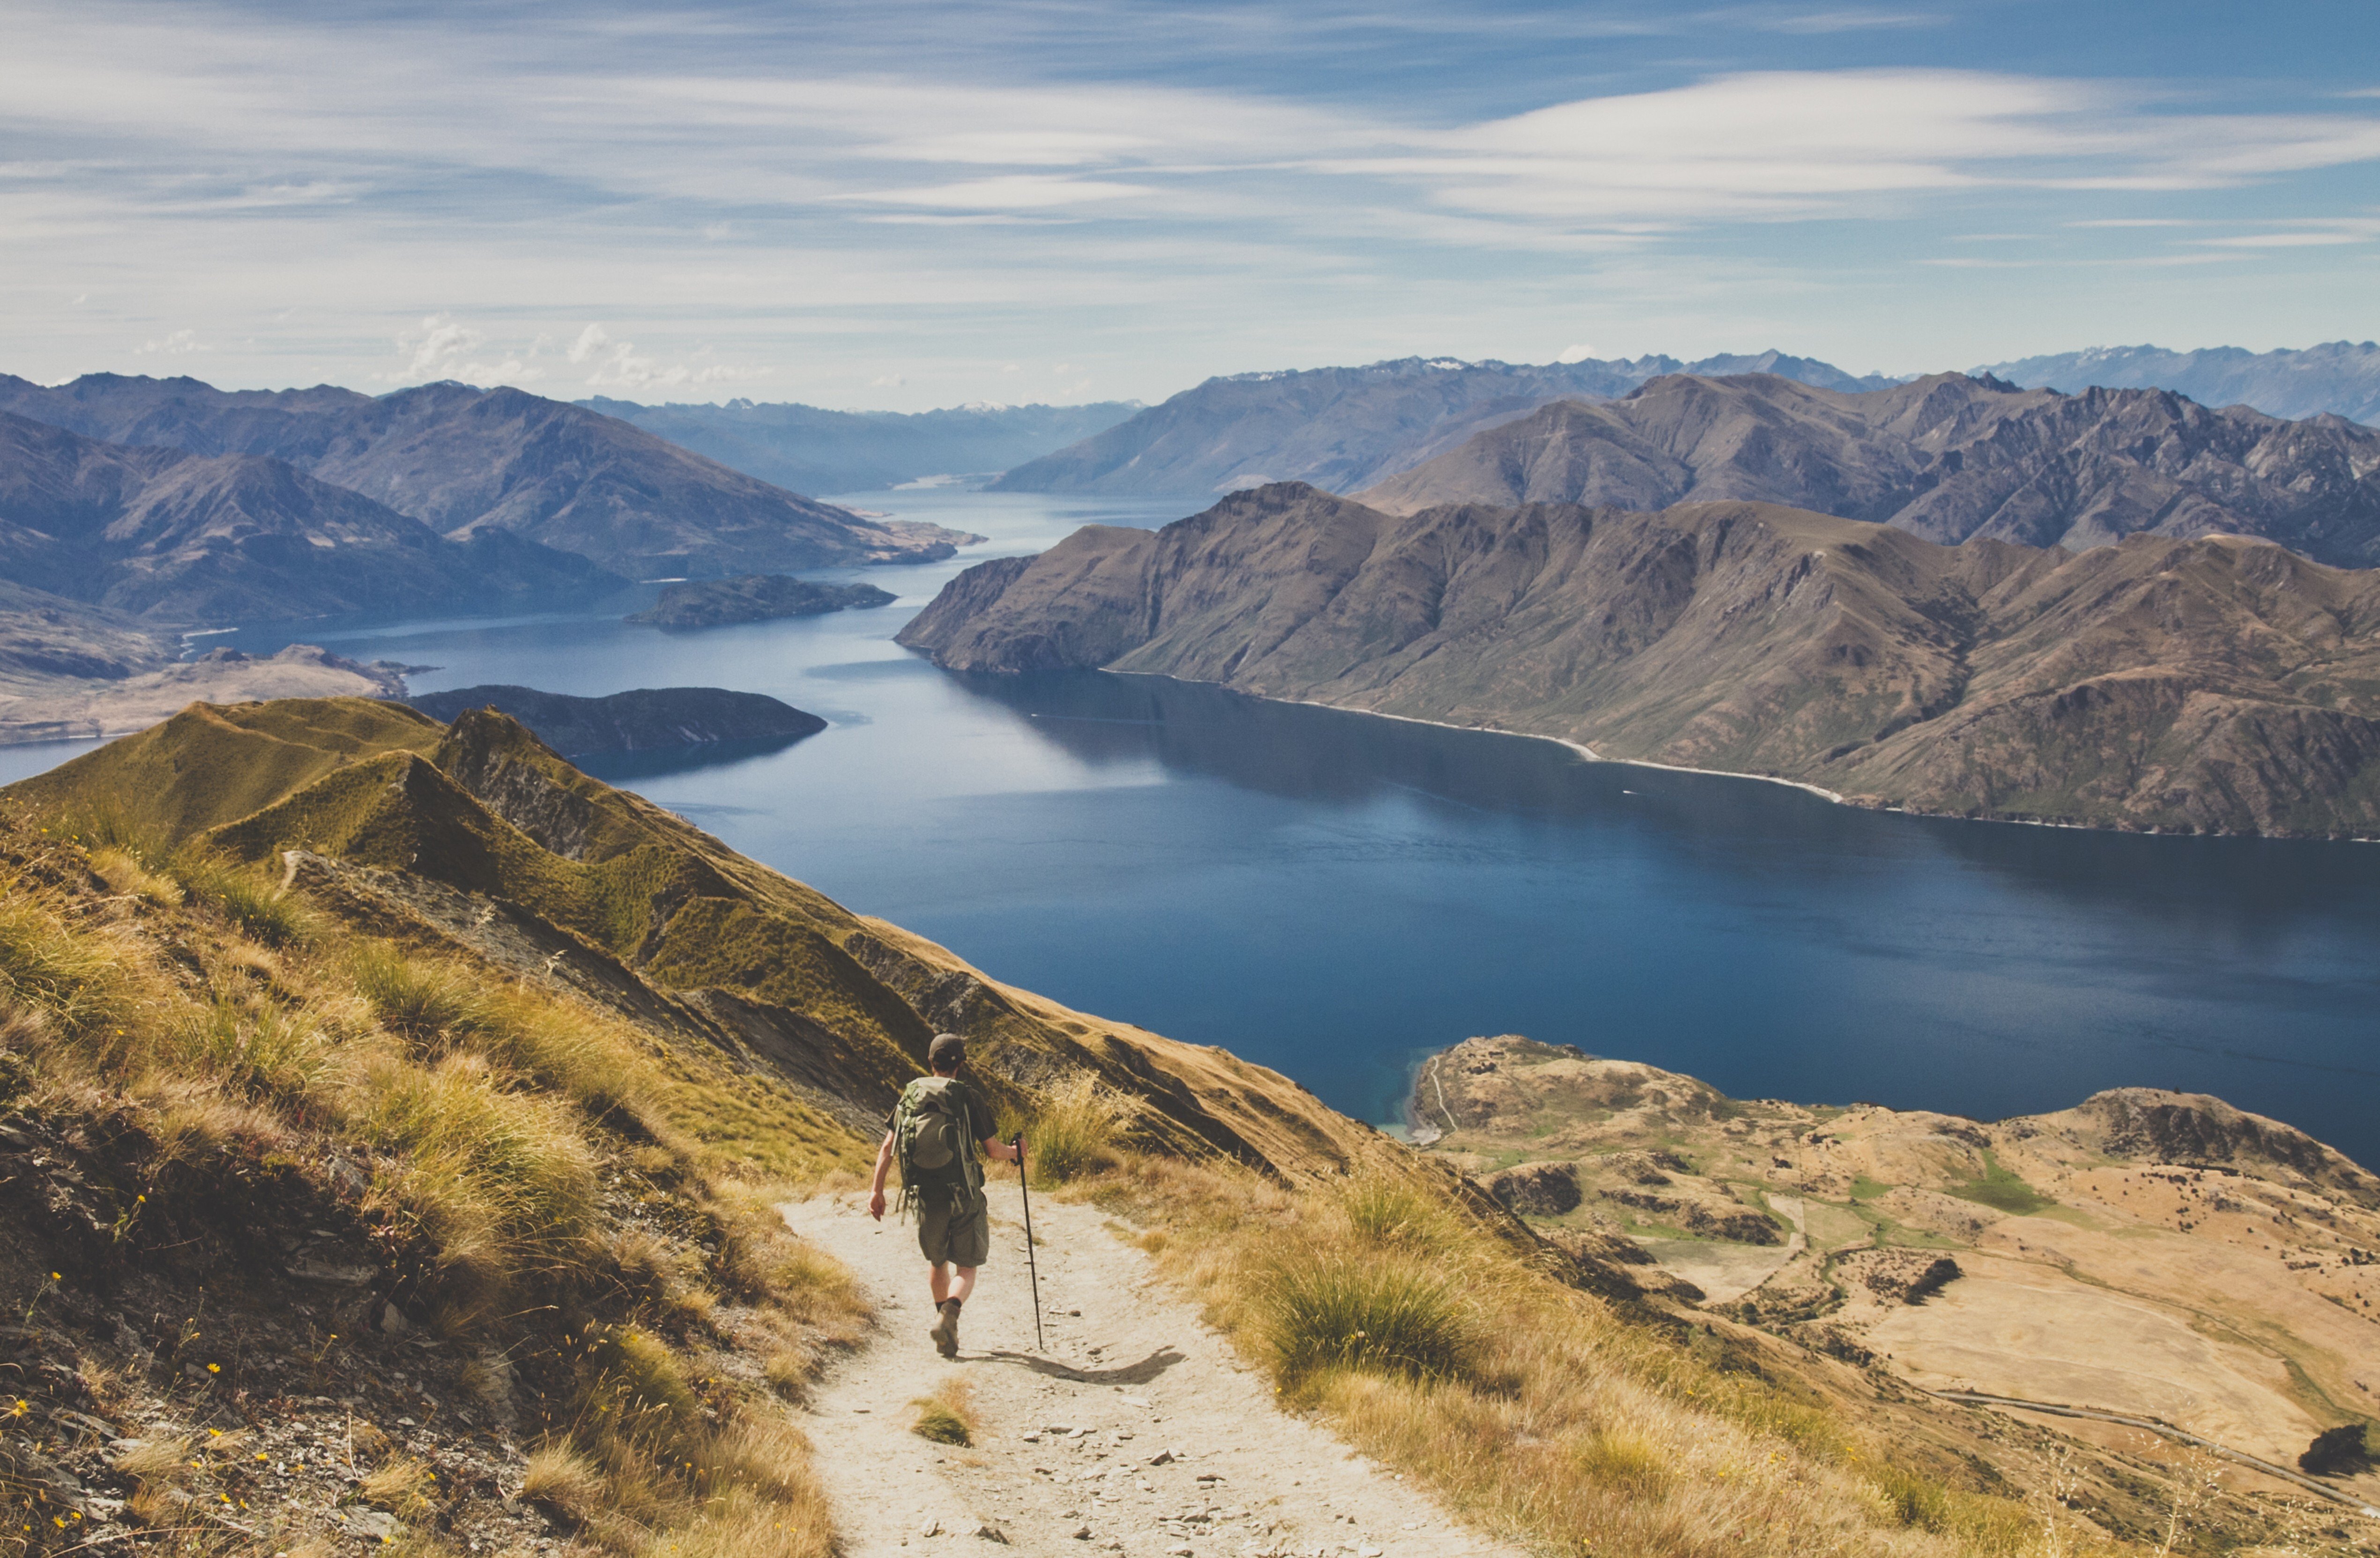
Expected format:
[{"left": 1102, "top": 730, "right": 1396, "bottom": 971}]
[{"left": 7, "top": 490, "right": 2377, "bottom": 1168}]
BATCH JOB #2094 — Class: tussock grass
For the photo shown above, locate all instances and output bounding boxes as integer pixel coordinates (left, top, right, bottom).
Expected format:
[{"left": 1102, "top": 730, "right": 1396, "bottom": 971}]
[
  {"left": 167, "top": 848, "right": 315, "bottom": 948},
  {"left": 351, "top": 1053, "right": 601, "bottom": 1295},
  {"left": 362, "top": 1455, "right": 440, "bottom": 1520},
  {"left": 0, "top": 890, "right": 148, "bottom": 1045},
  {"left": 1260, "top": 1254, "right": 1480, "bottom": 1385},
  {"left": 910, "top": 1378, "right": 977, "bottom": 1446},
  {"left": 1001, "top": 1072, "right": 1133, "bottom": 1187},
  {"left": 1064, "top": 1152, "right": 2100, "bottom": 1558}
]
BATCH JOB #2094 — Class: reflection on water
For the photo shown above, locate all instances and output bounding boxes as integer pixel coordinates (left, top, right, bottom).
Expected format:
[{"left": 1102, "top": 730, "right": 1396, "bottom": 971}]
[{"left": 5, "top": 488, "right": 2375, "bottom": 1168}]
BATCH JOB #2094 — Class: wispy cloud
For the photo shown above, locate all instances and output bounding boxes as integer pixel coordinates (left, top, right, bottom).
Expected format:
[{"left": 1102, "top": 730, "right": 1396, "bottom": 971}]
[{"left": 1, "top": 0, "right": 2376, "bottom": 403}]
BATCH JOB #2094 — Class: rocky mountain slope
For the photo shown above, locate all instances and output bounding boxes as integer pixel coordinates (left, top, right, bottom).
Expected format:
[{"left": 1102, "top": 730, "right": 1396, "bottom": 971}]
[
  {"left": 1977, "top": 341, "right": 2380, "bottom": 425},
  {"left": 1413, "top": 1034, "right": 2380, "bottom": 1520},
  {"left": 1356, "top": 372, "right": 2380, "bottom": 568},
  {"left": 898, "top": 484, "right": 2380, "bottom": 836},
  {"left": 406, "top": 684, "right": 828, "bottom": 756},
  {"left": 0, "top": 410, "right": 617, "bottom": 621},
  {"left": 582, "top": 396, "right": 1139, "bottom": 493},
  {"left": 0, "top": 374, "right": 975, "bottom": 578},
  {"left": 988, "top": 351, "right": 1898, "bottom": 497}
]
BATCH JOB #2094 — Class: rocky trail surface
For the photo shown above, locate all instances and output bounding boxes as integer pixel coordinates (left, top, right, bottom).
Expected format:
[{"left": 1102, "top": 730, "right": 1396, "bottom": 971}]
[{"left": 780, "top": 1184, "right": 1525, "bottom": 1558}]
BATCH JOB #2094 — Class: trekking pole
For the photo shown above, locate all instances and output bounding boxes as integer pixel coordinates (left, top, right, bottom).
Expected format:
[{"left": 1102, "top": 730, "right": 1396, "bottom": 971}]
[{"left": 1013, "top": 1134, "right": 1044, "bottom": 1352}]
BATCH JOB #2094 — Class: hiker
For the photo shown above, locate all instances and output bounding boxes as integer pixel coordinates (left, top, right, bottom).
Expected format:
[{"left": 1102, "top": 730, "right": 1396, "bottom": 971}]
[{"left": 868, "top": 1032, "right": 1023, "bottom": 1358}]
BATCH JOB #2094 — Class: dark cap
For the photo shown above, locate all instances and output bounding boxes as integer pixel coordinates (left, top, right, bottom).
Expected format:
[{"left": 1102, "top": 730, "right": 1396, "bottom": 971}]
[{"left": 927, "top": 1032, "right": 967, "bottom": 1068}]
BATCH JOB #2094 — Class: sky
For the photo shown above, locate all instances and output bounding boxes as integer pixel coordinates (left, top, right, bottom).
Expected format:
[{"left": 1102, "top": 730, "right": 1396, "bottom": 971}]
[{"left": 4, "top": 0, "right": 2377, "bottom": 410}]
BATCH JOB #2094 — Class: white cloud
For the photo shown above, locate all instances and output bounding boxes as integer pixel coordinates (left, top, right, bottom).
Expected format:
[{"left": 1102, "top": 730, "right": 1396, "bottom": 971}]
[
  {"left": 570, "top": 321, "right": 769, "bottom": 389},
  {"left": 378, "top": 313, "right": 545, "bottom": 386},
  {"left": 134, "top": 326, "right": 207, "bottom": 354},
  {"left": 1555, "top": 342, "right": 1599, "bottom": 363}
]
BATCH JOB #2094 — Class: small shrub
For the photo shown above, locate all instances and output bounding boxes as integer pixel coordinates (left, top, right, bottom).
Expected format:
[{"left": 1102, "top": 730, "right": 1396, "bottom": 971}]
[
  {"left": 1260, "top": 1253, "right": 1480, "bottom": 1384},
  {"left": 1573, "top": 1429, "right": 1670, "bottom": 1496},
  {"left": 2300, "top": 1423, "right": 2374, "bottom": 1477},
  {"left": 910, "top": 1378, "right": 976, "bottom": 1446}
]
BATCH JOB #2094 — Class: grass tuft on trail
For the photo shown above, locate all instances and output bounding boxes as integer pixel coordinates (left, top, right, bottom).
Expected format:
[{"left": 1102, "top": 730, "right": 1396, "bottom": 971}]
[{"left": 910, "top": 1378, "right": 978, "bottom": 1446}]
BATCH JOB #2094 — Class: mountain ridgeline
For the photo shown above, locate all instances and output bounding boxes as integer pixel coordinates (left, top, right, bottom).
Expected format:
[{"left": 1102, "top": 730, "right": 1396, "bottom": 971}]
[
  {"left": 0, "top": 408, "right": 619, "bottom": 622},
  {"left": 0, "top": 373, "right": 975, "bottom": 597},
  {"left": 898, "top": 484, "right": 2380, "bottom": 837},
  {"left": 988, "top": 351, "right": 1900, "bottom": 497},
  {"left": 1355, "top": 372, "right": 2380, "bottom": 568},
  {"left": 1976, "top": 340, "right": 2380, "bottom": 426}
]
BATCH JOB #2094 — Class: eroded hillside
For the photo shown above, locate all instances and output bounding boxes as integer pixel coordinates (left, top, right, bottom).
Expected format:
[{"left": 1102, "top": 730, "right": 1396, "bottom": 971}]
[{"left": 1415, "top": 1035, "right": 2380, "bottom": 1521}]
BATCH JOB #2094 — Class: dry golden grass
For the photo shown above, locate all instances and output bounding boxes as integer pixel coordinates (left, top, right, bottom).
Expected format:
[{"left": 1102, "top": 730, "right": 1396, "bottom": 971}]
[
  {"left": 999, "top": 1072, "right": 1133, "bottom": 1187},
  {"left": 362, "top": 1455, "right": 441, "bottom": 1520},
  {"left": 0, "top": 809, "right": 865, "bottom": 1558},
  {"left": 1071, "top": 1154, "right": 2102, "bottom": 1558},
  {"left": 909, "top": 1377, "right": 978, "bottom": 1447}
]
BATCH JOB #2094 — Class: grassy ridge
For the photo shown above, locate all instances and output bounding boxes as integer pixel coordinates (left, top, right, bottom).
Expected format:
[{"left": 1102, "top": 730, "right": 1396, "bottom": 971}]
[{"left": 0, "top": 803, "right": 870, "bottom": 1558}]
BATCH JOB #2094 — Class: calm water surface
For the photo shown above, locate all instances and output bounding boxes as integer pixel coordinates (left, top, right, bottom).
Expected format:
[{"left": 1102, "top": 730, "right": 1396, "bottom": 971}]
[{"left": 7, "top": 490, "right": 2376, "bottom": 1166}]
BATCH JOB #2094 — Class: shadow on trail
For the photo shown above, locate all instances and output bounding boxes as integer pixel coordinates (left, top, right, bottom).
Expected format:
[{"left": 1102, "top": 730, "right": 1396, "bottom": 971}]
[{"left": 975, "top": 1346, "right": 1186, "bottom": 1387}]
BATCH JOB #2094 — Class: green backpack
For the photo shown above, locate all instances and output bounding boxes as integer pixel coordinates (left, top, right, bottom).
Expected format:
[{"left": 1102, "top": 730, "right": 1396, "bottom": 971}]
[{"left": 894, "top": 1076, "right": 982, "bottom": 1214}]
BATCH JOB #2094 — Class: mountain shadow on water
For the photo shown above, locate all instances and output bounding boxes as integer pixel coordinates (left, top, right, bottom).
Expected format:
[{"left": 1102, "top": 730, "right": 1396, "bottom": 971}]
[{"left": 934, "top": 665, "right": 2380, "bottom": 945}]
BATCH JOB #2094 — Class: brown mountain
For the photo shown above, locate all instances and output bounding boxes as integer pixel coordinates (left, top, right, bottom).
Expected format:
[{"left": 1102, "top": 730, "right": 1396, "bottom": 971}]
[
  {"left": 897, "top": 483, "right": 2380, "bottom": 837},
  {"left": 0, "top": 409, "right": 620, "bottom": 622},
  {"left": 988, "top": 351, "right": 1897, "bottom": 497},
  {"left": 0, "top": 373, "right": 976, "bottom": 577},
  {"left": 1357, "top": 372, "right": 2380, "bottom": 569}
]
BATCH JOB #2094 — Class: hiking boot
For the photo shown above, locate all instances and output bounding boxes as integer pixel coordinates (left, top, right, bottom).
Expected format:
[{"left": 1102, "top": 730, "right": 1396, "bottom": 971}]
[{"left": 929, "top": 1299, "right": 961, "bottom": 1358}]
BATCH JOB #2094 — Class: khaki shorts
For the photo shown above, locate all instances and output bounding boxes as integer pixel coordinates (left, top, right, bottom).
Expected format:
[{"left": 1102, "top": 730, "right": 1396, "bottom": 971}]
[{"left": 916, "top": 1189, "right": 990, "bottom": 1269}]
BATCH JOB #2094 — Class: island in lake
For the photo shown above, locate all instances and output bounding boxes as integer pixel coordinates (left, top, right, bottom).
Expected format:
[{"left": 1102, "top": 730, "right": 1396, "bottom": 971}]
[
  {"left": 626, "top": 573, "right": 896, "bottom": 630},
  {"left": 406, "top": 683, "right": 827, "bottom": 756}
]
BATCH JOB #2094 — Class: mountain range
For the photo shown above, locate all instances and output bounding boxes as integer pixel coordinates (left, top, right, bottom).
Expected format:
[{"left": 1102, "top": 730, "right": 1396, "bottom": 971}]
[
  {"left": 1976, "top": 341, "right": 2380, "bottom": 425},
  {"left": 987, "top": 350, "right": 1898, "bottom": 497},
  {"left": 897, "top": 484, "right": 2380, "bottom": 837},
  {"left": 0, "top": 408, "right": 619, "bottom": 622},
  {"left": 1356, "top": 372, "right": 2380, "bottom": 569},
  {"left": 0, "top": 374, "right": 973, "bottom": 582},
  {"left": 581, "top": 396, "right": 1139, "bottom": 493}
]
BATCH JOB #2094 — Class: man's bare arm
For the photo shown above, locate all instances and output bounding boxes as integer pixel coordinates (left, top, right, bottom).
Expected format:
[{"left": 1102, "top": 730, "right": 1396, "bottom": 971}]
[{"left": 867, "top": 1130, "right": 896, "bottom": 1221}]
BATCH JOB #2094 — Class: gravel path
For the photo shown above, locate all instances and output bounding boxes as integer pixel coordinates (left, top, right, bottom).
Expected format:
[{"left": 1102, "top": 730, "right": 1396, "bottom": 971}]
[{"left": 780, "top": 1184, "right": 1527, "bottom": 1558}]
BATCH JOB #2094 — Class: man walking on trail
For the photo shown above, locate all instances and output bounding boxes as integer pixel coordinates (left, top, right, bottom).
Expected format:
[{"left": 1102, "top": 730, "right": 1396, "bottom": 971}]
[{"left": 869, "top": 1032, "right": 1022, "bottom": 1358}]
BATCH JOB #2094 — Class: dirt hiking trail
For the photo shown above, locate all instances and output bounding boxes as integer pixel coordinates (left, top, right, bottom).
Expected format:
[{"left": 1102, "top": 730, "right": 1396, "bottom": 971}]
[{"left": 781, "top": 1183, "right": 1527, "bottom": 1558}]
